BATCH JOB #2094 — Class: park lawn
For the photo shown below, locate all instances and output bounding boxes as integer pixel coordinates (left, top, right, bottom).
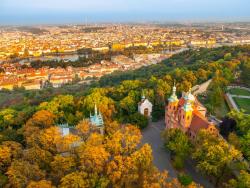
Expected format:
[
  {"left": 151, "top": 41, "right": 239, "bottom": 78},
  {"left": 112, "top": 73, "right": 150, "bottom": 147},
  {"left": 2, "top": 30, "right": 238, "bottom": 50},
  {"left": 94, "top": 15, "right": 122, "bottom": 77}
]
[
  {"left": 233, "top": 97, "right": 250, "bottom": 114},
  {"left": 228, "top": 88, "right": 250, "bottom": 96}
]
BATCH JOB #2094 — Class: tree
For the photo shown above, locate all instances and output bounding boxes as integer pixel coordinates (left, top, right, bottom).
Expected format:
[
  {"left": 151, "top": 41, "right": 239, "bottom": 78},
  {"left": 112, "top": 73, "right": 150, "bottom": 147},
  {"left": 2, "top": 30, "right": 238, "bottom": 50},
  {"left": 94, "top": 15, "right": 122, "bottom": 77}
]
[
  {"left": 104, "top": 121, "right": 120, "bottom": 136},
  {"left": 0, "top": 141, "right": 22, "bottom": 173},
  {"left": 228, "top": 132, "right": 241, "bottom": 150},
  {"left": 27, "top": 180, "right": 54, "bottom": 188},
  {"left": 76, "top": 120, "right": 91, "bottom": 140},
  {"left": 25, "top": 110, "right": 55, "bottom": 129},
  {"left": 83, "top": 88, "right": 116, "bottom": 121},
  {"left": 23, "top": 145, "right": 53, "bottom": 171},
  {"left": 228, "top": 110, "right": 250, "bottom": 135},
  {"left": 119, "top": 91, "right": 139, "bottom": 115},
  {"left": 240, "top": 131, "right": 250, "bottom": 161},
  {"left": 0, "top": 108, "right": 17, "bottom": 129},
  {"left": 127, "top": 113, "right": 148, "bottom": 129},
  {"left": 59, "top": 172, "right": 90, "bottom": 188},
  {"left": 196, "top": 68, "right": 208, "bottom": 81},
  {"left": 0, "top": 145, "right": 11, "bottom": 173},
  {"left": 50, "top": 155, "right": 76, "bottom": 183},
  {"left": 192, "top": 130, "right": 242, "bottom": 185},
  {"left": 6, "top": 160, "right": 45, "bottom": 188},
  {"left": 39, "top": 126, "right": 62, "bottom": 153},
  {"left": 79, "top": 144, "right": 110, "bottom": 174},
  {"left": 39, "top": 95, "right": 75, "bottom": 123},
  {"left": 161, "top": 128, "right": 191, "bottom": 169},
  {"left": 227, "top": 170, "right": 250, "bottom": 188},
  {"left": 241, "top": 59, "right": 250, "bottom": 86}
]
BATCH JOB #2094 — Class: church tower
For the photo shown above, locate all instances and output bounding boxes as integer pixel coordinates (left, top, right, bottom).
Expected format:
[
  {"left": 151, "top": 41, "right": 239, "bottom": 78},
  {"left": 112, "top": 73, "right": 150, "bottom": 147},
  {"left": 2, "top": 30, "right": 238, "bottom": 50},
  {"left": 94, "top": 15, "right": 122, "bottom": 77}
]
[
  {"left": 180, "top": 89, "right": 194, "bottom": 131},
  {"left": 166, "top": 83, "right": 179, "bottom": 128}
]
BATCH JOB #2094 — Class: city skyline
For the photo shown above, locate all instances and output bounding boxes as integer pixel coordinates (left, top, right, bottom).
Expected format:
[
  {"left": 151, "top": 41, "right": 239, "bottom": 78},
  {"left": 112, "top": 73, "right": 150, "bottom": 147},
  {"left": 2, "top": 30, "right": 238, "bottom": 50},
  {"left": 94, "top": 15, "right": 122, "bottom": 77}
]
[{"left": 1, "top": 0, "right": 250, "bottom": 25}]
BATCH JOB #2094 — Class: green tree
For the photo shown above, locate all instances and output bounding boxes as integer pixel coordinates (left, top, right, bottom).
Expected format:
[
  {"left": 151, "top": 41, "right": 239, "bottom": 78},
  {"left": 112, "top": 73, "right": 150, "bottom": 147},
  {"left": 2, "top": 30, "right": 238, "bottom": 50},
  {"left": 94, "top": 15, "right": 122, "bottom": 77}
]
[
  {"left": 227, "top": 170, "right": 250, "bottom": 188},
  {"left": 192, "top": 130, "right": 242, "bottom": 185},
  {"left": 161, "top": 128, "right": 191, "bottom": 169},
  {"left": 127, "top": 113, "right": 148, "bottom": 129}
]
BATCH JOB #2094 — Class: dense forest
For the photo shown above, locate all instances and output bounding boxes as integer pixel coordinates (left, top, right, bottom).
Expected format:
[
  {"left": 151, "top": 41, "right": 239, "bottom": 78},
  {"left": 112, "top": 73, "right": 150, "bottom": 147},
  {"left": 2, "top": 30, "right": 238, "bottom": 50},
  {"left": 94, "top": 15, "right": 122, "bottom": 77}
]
[{"left": 0, "top": 45, "right": 250, "bottom": 187}]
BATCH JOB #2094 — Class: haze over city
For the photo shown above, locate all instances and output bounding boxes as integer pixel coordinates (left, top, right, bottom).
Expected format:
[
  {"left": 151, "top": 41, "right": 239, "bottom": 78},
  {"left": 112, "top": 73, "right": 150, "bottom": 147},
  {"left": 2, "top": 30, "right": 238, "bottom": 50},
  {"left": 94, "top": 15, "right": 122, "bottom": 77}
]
[
  {"left": 0, "top": 1, "right": 250, "bottom": 188},
  {"left": 1, "top": 0, "right": 250, "bottom": 25}
]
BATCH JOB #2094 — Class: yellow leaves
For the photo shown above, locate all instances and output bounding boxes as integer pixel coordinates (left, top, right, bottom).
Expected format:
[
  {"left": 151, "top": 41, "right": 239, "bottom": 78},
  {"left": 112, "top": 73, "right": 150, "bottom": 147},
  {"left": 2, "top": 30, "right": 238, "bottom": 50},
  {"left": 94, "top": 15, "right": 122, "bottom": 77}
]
[
  {"left": 106, "top": 155, "right": 125, "bottom": 185},
  {"left": 0, "top": 145, "right": 11, "bottom": 171},
  {"left": 131, "top": 144, "right": 153, "bottom": 171},
  {"left": 76, "top": 120, "right": 90, "bottom": 136},
  {"left": 57, "top": 134, "right": 81, "bottom": 153},
  {"left": 193, "top": 129, "right": 243, "bottom": 178},
  {"left": 27, "top": 180, "right": 55, "bottom": 188},
  {"left": 6, "top": 160, "right": 45, "bottom": 188},
  {"left": 39, "top": 126, "right": 62, "bottom": 152},
  {"left": 79, "top": 145, "right": 110, "bottom": 173},
  {"left": 26, "top": 110, "right": 55, "bottom": 129},
  {"left": 105, "top": 131, "right": 123, "bottom": 155},
  {"left": 122, "top": 125, "right": 142, "bottom": 154},
  {"left": 59, "top": 172, "right": 89, "bottom": 188},
  {"left": 85, "top": 133, "right": 104, "bottom": 147},
  {"left": 50, "top": 155, "right": 76, "bottom": 180}
]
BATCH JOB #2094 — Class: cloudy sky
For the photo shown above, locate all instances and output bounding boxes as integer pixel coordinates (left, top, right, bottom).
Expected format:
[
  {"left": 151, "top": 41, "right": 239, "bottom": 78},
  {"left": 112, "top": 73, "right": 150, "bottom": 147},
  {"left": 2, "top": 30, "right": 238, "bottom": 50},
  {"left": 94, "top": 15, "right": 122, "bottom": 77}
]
[{"left": 1, "top": 0, "right": 250, "bottom": 25}]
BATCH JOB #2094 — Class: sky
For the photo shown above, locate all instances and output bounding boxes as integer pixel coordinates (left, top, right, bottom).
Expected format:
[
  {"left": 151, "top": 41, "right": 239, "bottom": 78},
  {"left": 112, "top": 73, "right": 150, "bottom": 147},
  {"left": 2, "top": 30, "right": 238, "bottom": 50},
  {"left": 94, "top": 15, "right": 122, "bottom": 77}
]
[{"left": 1, "top": 0, "right": 250, "bottom": 25}]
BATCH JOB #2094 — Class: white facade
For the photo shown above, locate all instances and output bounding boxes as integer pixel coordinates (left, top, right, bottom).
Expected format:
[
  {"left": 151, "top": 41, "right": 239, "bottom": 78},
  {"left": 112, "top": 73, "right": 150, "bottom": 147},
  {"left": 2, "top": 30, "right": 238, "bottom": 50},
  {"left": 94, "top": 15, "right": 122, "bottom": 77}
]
[
  {"left": 61, "top": 127, "right": 70, "bottom": 136},
  {"left": 138, "top": 98, "right": 153, "bottom": 117}
]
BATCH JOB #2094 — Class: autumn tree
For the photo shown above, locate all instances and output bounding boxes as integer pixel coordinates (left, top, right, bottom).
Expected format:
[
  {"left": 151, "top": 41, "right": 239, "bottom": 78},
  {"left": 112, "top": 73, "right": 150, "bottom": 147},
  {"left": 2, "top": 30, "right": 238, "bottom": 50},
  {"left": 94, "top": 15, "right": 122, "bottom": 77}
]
[
  {"left": 83, "top": 88, "right": 116, "bottom": 121},
  {"left": 6, "top": 160, "right": 45, "bottom": 188},
  {"left": 23, "top": 145, "right": 53, "bottom": 171},
  {"left": 227, "top": 170, "right": 250, "bottom": 188},
  {"left": 27, "top": 180, "right": 55, "bottom": 188},
  {"left": 39, "top": 126, "right": 62, "bottom": 153},
  {"left": 0, "top": 108, "right": 17, "bottom": 129},
  {"left": 59, "top": 171, "right": 90, "bottom": 188},
  {"left": 192, "top": 130, "right": 242, "bottom": 185},
  {"left": 25, "top": 110, "right": 55, "bottom": 129},
  {"left": 39, "top": 95, "right": 76, "bottom": 124},
  {"left": 50, "top": 155, "right": 76, "bottom": 183}
]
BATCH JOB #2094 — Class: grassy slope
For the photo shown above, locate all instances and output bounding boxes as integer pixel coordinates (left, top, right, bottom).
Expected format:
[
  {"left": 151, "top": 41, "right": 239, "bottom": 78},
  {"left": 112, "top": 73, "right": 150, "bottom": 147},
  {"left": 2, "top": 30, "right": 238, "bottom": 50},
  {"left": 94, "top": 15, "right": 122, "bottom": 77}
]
[
  {"left": 233, "top": 97, "right": 250, "bottom": 114},
  {"left": 228, "top": 88, "right": 250, "bottom": 96}
]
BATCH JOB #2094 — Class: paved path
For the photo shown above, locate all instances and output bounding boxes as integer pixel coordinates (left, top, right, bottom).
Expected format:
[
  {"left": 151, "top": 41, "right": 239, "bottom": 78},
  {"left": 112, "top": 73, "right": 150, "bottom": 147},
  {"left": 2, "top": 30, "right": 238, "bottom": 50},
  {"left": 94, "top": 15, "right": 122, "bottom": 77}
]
[
  {"left": 226, "top": 93, "right": 239, "bottom": 111},
  {"left": 230, "top": 95, "right": 250, "bottom": 99},
  {"left": 193, "top": 79, "right": 212, "bottom": 96},
  {"left": 141, "top": 120, "right": 214, "bottom": 188}
]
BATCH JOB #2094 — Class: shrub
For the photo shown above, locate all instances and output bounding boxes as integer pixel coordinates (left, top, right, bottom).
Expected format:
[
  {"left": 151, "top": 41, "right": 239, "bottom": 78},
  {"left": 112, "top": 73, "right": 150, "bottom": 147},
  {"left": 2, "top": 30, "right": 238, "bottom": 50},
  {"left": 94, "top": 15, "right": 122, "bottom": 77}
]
[{"left": 178, "top": 173, "right": 193, "bottom": 186}]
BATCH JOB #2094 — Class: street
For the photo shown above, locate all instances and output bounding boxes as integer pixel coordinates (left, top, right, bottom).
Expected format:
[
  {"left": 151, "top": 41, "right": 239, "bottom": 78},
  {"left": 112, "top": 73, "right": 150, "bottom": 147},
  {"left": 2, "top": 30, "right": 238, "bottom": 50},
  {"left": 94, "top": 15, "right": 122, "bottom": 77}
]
[{"left": 141, "top": 120, "right": 214, "bottom": 188}]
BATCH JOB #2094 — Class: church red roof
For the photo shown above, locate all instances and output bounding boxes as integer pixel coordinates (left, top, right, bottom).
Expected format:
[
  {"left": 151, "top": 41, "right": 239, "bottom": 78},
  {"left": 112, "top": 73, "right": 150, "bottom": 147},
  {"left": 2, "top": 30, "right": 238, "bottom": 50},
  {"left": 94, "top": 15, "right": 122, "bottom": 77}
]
[{"left": 189, "top": 110, "right": 211, "bottom": 133}]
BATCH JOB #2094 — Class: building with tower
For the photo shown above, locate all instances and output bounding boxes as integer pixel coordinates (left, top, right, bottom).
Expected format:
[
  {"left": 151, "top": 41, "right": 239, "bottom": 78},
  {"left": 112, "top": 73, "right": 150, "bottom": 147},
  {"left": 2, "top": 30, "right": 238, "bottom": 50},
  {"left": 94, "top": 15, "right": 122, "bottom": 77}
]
[
  {"left": 138, "top": 92, "right": 153, "bottom": 117},
  {"left": 90, "top": 104, "right": 104, "bottom": 134},
  {"left": 165, "top": 84, "right": 217, "bottom": 139}
]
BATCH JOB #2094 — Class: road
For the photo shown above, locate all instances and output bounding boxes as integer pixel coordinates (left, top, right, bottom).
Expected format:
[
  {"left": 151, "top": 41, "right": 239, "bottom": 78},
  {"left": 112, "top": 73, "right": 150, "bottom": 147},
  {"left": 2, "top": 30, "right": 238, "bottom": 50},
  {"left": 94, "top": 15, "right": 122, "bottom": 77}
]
[{"left": 141, "top": 120, "right": 214, "bottom": 188}]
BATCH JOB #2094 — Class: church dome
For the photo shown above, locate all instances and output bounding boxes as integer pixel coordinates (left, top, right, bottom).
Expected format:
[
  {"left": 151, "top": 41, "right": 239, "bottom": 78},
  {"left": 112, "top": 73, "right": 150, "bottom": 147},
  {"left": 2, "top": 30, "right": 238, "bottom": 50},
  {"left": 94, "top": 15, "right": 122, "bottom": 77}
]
[{"left": 184, "top": 89, "right": 195, "bottom": 102}]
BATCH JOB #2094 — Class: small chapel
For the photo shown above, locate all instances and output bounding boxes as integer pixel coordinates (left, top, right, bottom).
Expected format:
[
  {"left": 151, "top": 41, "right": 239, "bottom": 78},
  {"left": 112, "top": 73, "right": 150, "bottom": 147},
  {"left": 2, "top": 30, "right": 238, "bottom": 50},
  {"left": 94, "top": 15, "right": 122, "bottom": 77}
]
[
  {"left": 165, "top": 83, "right": 218, "bottom": 139},
  {"left": 138, "top": 93, "right": 153, "bottom": 117}
]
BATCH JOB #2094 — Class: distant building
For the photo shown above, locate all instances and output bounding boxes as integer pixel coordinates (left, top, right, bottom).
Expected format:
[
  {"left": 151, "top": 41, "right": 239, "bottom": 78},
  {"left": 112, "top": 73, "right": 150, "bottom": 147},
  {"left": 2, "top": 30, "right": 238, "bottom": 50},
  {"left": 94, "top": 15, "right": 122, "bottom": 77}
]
[
  {"left": 58, "top": 123, "right": 70, "bottom": 136},
  {"left": 90, "top": 104, "right": 104, "bottom": 134},
  {"left": 165, "top": 84, "right": 217, "bottom": 139},
  {"left": 138, "top": 93, "right": 153, "bottom": 117}
]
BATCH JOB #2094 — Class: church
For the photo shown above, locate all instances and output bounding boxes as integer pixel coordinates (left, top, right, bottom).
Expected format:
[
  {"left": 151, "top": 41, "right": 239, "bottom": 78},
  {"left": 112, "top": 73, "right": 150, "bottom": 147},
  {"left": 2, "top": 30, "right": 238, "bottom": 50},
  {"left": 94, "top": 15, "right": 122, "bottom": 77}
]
[
  {"left": 165, "top": 84, "right": 218, "bottom": 139},
  {"left": 138, "top": 93, "right": 153, "bottom": 117}
]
